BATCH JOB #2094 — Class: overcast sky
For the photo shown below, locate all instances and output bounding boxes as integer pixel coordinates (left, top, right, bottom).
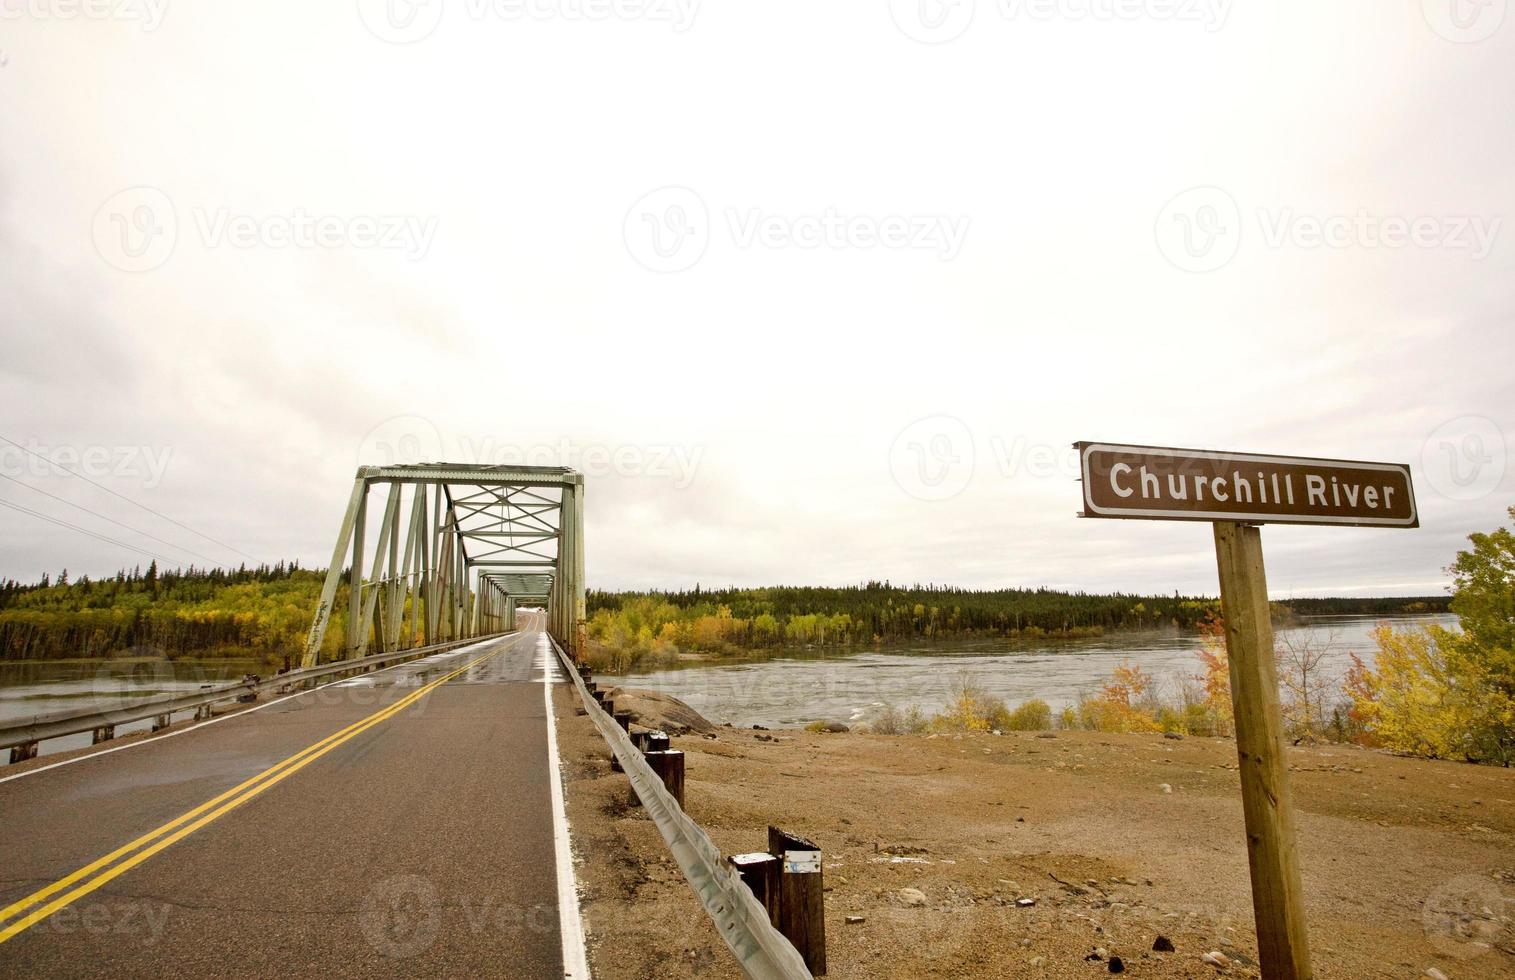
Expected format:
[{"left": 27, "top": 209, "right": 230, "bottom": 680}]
[{"left": 1, "top": 0, "right": 1511, "bottom": 597}]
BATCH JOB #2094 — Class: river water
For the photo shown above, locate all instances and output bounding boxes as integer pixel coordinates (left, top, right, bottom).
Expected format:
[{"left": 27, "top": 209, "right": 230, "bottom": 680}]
[
  {"left": 600, "top": 613, "right": 1457, "bottom": 730},
  {"left": 0, "top": 657, "right": 266, "bottom": 757}
]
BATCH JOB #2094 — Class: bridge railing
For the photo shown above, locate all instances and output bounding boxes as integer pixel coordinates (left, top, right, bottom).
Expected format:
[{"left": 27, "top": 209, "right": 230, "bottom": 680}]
[
  {"left": 547, "top": 635, "right": 813, "bottom": 980},
  {"left": 1, "top": 632, "right": 514, "bottom": 763}
]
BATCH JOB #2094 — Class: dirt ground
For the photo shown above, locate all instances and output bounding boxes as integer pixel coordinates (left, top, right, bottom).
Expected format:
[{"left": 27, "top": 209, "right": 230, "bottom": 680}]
[{"left": 555, "top": 686, "right": 1515, "bottom": 979}]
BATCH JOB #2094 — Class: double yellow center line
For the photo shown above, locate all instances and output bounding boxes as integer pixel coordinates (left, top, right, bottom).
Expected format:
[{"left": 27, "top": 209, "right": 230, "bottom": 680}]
[{"left": 0, "top": 644, "right": 503, "bottom": 945}]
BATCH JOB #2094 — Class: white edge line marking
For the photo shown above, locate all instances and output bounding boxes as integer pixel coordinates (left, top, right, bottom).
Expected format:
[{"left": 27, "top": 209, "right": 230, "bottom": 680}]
[
  {"left": 0, "top": 635, "right": 515, "bottom": 787},
  {"left": 540, "top": 626, "right": 591, "bottom": 980}
]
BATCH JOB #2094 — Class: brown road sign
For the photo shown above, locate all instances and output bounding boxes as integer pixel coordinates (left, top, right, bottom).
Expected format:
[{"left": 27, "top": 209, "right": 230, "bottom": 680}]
[{"left": 1077, "top": 442, "right": 1418, "bottom": 528}]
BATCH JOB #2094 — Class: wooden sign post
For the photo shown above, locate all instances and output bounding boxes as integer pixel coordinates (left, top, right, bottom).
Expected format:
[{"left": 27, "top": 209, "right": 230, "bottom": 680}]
[{"left": 1076, "top": 442, "right": 1418, "bottom": 980}]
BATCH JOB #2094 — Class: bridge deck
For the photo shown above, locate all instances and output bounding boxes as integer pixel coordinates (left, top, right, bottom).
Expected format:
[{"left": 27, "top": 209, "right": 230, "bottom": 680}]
[{"left": 0, "top": 614, "right": 577, "bottom": 978}]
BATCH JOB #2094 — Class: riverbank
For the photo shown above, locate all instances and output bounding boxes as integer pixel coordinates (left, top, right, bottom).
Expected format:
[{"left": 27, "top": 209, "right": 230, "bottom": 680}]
[{"left": 555, "top": 687, "right": 1515, "bottom": 979}]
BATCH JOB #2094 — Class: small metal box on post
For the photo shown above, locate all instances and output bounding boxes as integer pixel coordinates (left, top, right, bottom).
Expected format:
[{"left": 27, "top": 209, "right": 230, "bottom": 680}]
[{"left": 769, "top": 826, "right": 826, "bottom": 975}]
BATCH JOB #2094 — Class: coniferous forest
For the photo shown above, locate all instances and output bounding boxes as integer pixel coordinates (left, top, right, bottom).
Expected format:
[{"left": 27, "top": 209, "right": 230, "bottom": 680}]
[{"left": 0, "top": 563, "right": 1449, "bottom": 666}]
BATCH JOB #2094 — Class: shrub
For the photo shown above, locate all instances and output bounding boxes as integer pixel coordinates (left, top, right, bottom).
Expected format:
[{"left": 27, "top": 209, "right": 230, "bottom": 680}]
[{"left": 1004, "top": 699, "right": 1052, "bottom": 731}]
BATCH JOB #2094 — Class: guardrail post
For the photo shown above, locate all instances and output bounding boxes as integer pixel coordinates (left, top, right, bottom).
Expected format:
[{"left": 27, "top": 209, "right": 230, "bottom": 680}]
[
  {"left": 629, "top": 749, "right": 684, "bottom": 808},
  {"left": 152, "top": 713, "right": 172, "bottom": 733},
  {"left": 9, "top": 742, "right": 37, "bottom": 764},
  {"left": 729, "top": 852, "right": 781, "bottom": 924},
  {"left": 195, "top": 703, "right": 214, "bottom": 722},
  {"left": 650, "top": 750, "right": 684, "bottom": 805},
  {"left": 769, "top": 827, "right": 827, "bottom": 975},
  {"left": 91, "top": 725, "right": 115, "bottom": 744},
  {"left": 613, "top": 710, "right": 633, "bottom": 732}
]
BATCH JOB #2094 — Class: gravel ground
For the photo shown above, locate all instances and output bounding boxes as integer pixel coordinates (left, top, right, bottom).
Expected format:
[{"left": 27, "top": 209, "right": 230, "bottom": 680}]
[{"left": 555, "top": 686, "right": 1515, "bottom": 979}]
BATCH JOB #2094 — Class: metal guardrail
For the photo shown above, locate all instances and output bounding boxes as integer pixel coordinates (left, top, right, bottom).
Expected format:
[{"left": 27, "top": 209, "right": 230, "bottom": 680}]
[
  {"left": 547, "top": 636, "right": 813, "bottom": 980},
  {"left": 0, "top": 632, "right": 515, "bottom": 753}
]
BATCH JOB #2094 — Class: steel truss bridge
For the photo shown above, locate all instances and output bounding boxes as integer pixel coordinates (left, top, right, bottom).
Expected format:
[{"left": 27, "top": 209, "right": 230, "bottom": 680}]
[{"left": 302, "top": 463, "right": 587, "bottom": 666}]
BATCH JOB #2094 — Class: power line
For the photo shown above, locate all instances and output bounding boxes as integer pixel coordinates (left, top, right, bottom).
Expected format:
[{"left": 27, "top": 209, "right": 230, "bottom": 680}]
[
  {"left": 0, "top": 435, "right": 258, "bottom": 563},
  {"left": 0, "top": 472, "right": 226, "bottom": 568},
  {"left": 0, "top": 498, "right": 178, "bottom": 568}
]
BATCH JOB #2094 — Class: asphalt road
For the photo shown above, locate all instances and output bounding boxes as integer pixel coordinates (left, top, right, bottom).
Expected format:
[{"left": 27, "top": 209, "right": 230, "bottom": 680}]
[{"left": 0, "top": 613, "right": 578, "bottom": 978}]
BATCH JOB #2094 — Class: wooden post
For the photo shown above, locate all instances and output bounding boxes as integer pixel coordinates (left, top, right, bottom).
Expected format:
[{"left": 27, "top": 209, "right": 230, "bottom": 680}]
[
  {"left": 91, "top": 725, "right": 114, "bottom": 744},
  {"left": 644, "top": 750, "right": 684, "bottom": 806},
  {"left": 1213, "top": 521, "right": 1312, "bottom": 980},
  {"left": 729, "top": 852, "right": 781, "bottom": 923},
  {"left": 613, "top": 710, "right": 633, "bottom": 732},
  {"left": 769, "top": 826, "right": 827, "bottom": 975},
  {"left": 644, "top": 732, "right": 670, "bottom": 753},
  {"left": 9, "top": 742, "right": 37, "bottom": 764},
  {"left": 152, "top": 713, "right": 172, "bottom": 733}
]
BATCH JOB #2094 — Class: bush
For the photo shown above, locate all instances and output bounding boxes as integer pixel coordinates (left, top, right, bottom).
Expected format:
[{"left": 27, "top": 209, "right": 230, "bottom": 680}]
[{"left": 1004, "top": 699, "right": 1052, "bottom": 731}]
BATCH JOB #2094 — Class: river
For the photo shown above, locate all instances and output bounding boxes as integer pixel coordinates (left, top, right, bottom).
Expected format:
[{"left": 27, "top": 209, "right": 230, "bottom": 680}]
[
  {"left": 599, "top": 613, "right": 1458, "bottom": 730},
  {"left": 0, "top": 657, "right": 266, "bottom": 757}
]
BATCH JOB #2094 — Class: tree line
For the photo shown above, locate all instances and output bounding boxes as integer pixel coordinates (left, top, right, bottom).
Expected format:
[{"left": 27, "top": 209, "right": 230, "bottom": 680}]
[{"left": 583, "top": 582, "right": 1449, "bottom": 672}]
